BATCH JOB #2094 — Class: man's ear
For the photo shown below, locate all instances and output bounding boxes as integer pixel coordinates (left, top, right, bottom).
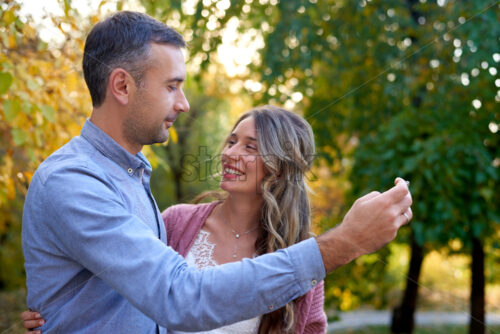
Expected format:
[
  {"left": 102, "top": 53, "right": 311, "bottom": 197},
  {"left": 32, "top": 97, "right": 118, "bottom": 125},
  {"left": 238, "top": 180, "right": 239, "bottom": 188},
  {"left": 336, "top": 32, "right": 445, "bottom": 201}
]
[{"left": 108, "top": 68, "right": 133, "bottom": 105}]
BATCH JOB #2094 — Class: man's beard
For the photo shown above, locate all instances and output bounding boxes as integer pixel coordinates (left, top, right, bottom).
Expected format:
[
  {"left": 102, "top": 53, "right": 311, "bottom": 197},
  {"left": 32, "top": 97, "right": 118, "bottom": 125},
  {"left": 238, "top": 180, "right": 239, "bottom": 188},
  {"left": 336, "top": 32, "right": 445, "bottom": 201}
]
[{"left": 123, "top": 99, "right": 169, "bottom": 147}]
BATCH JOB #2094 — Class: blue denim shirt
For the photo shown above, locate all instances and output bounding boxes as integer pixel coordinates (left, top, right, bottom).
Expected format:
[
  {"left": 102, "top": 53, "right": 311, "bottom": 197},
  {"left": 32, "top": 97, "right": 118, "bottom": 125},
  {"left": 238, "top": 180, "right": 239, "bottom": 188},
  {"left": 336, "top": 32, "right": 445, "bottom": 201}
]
[{"left": 22, "top": 119, "right": 325, "bottom": 333}]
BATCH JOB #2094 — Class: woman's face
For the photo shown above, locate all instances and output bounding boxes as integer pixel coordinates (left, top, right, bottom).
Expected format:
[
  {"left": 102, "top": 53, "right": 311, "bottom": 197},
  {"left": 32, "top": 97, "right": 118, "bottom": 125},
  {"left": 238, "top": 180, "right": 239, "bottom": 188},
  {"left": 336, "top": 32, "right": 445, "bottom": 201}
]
[{"left": 220, "top": 116, "right": 268, "bottom": 197}]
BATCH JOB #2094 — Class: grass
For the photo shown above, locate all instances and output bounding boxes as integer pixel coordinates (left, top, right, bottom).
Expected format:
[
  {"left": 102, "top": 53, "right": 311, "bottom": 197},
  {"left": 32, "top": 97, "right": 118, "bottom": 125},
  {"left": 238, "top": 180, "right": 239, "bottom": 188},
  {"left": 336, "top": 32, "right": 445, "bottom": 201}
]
[{"left": 0, "top": 288, "right": 27, "bottom": 333}]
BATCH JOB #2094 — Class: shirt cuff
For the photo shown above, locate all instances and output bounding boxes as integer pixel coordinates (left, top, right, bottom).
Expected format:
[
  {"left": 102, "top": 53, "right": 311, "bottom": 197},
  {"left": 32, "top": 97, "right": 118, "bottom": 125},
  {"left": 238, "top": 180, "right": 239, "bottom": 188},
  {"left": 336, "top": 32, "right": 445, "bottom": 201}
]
[{"left": 285, "top": 238, "right": 326, "bottom": 294}]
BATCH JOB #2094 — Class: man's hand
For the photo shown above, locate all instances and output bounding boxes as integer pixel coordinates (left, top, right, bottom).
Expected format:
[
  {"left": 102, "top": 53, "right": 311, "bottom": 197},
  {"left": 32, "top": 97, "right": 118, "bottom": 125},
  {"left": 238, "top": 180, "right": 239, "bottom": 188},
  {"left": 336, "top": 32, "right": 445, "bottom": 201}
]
[{"left": 316, "top": 177, "right": 413, "bottom": 273}]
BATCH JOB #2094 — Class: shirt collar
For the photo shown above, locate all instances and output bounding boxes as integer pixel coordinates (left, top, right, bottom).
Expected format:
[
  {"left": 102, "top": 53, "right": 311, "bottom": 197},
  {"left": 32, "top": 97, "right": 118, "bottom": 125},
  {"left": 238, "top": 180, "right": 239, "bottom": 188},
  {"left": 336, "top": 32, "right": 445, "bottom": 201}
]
[{"left": 81, "top": 119, "right": 152, "bottom": 174}]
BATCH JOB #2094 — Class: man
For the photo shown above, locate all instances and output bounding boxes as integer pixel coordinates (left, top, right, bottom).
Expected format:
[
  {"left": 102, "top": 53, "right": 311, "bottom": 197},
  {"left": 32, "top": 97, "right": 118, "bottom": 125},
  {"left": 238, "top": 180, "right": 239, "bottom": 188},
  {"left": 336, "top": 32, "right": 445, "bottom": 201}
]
[{"left": 22, "top": 11, "right": 412, "bottom": 333}]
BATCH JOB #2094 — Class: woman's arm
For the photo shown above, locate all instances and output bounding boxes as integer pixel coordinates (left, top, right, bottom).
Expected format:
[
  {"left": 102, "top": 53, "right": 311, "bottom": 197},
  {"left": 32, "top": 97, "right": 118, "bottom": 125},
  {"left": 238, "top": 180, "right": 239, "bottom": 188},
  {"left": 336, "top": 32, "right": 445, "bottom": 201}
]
[{"left": 21, "top": 310, "right": 44, "bottom": 334}]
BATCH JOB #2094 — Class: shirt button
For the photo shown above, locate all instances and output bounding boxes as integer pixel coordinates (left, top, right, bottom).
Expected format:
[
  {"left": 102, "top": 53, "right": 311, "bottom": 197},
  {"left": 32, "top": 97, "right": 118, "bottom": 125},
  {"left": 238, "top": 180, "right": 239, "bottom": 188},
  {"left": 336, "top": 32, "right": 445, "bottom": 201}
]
[
  {"left": 268, "top": 305, "right": 274, "bottom": 310},
  {"left": 127, "top": 168, "right": 133, "bottom": 174},
  {"left": 311, "top": 279, "right": 318, "bottom": 286}
]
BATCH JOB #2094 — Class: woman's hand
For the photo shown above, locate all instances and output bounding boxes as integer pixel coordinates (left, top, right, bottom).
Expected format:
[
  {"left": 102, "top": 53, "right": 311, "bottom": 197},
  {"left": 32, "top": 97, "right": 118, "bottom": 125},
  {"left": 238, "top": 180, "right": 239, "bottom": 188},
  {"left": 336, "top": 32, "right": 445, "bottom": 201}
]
[{"left": 20, "top": 310, "right": 45, "bottom": 334}]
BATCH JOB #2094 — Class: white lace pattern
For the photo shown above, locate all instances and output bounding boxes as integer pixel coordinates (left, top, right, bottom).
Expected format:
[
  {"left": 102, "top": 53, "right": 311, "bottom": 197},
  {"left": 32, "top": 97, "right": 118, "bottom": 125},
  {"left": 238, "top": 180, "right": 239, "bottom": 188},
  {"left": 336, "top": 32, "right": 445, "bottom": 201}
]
[
  {"left": 184, "top": 230, "right": 218, "bottom": 269},
  {"left": 170, "top": 230, "right": 261, "bottom": 334}
]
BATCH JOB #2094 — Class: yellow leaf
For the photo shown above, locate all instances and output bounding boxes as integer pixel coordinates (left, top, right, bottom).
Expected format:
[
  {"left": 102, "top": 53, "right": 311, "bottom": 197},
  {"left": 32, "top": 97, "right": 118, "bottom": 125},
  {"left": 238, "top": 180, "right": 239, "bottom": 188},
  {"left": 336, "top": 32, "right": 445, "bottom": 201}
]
[
  {"left": 24, "top": 171, "right": 33, "bottom": 184},
  {"left": 28, "top": 65, "right": 39, "bottom": 75},
  {"left": 169, "top": 126, "right": 178, "bottom": 143},
  {"left": 66, "top": 72, "right": 79, "bottom": 91},
  {"left": 8, "top": 35, "right": 17, "bottom": 48},
  {"left": 340, "top": 290, "right": 353, "bottom": 311},
  {"left": 6, "top": 177, "right": 15, "bottom": 200},
  {"left": 67, "top": 122, "right": 84, "bottom": 137}
]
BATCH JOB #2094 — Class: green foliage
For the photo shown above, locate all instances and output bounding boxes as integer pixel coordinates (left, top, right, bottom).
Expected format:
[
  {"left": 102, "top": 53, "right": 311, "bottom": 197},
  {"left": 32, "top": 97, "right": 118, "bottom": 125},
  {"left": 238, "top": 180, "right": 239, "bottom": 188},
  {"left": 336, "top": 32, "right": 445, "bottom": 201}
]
[
  {"left": 343, "top": 1, "right": 499, "bottom": 250},
  {"left": 0, "top": 1, "right": 92, "bottom": 289},
  {"left": 324, "top": 247, "right": 395, "bottom": 310},
  {"left": 0, "top": 72, "right": 13, "bottom": 94}
]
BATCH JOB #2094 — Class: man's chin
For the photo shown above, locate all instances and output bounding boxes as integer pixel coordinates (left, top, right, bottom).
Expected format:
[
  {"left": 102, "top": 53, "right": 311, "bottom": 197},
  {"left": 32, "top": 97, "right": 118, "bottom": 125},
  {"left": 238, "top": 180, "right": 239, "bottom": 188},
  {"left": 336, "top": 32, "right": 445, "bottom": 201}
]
[
  {"left": 145, "top": 133, "right": 169, "bottom": 146},
  {"left": 157, "top": 134, "right": 169, "bottom": 144}
]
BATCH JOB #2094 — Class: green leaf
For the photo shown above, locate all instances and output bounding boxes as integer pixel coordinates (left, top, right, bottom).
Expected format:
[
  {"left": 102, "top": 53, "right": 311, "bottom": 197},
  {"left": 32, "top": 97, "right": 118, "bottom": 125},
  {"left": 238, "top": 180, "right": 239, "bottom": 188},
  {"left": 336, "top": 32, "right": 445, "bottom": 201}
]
[
  {"left": 15, "top": 18, "right": 25, "bottom": 30},
  {"left": 28, "top": 148, "right": 37, "bottom": 163},
  {"left": 40, "top": 105, "right": 55, "bottom": 122},
  {"left": 489, "top": 212, "right": 500, "bottom": 223},
  {"left": 11, "top": 128, "right": 27, "bottom": 146},
  {"left": 37, "top": 40, "right": 48, "bottom": 51},
  {"left": 22, "top": 100, "right": 33, "bottom": 115},
  {"left": 27, "top": 79, "right": 39, "bottom": 91},
  {"left": 472, "top": 222, "right": 484, "bottom": 238},
  {"left": 63, "top": 0, "right": 72, "bottom": 16},
  {"left": 2, "top": 99, "right": 19, "bottom": 122},
  {"left": 0, "top": 72, "right": 13, "bottom": 94},
  {"left": 0, "top": 60, "right": 14, "bottom": 70}
]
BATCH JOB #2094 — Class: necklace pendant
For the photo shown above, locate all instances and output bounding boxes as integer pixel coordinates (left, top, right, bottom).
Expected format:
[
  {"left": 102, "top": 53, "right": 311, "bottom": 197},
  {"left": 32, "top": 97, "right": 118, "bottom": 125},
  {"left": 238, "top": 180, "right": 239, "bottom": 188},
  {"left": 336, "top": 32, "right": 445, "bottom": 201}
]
[
  {"left": 235, "top": 234, "right": 240, "bottom": 238},
  {"left": 233, "top": 254, "right": 237, "bottom": 258}
]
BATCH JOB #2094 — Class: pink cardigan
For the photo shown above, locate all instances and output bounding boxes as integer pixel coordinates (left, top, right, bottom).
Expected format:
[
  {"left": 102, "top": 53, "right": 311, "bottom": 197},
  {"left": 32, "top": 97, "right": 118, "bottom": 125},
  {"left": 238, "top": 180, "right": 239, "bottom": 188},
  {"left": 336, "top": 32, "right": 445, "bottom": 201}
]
[{"left": 162, "top": 202, "right": 327, "bottom": 334}]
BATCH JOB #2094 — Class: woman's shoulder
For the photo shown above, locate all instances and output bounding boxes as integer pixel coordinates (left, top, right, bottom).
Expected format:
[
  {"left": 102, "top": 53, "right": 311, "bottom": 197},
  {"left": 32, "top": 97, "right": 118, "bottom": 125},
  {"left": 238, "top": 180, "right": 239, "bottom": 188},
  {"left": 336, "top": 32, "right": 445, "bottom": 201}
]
[
  {"left": 163, "top": 201, "right": 220, "bottom": 254},
  {"left": 162, "top": 201, "right": 219, "bottom": 222}
]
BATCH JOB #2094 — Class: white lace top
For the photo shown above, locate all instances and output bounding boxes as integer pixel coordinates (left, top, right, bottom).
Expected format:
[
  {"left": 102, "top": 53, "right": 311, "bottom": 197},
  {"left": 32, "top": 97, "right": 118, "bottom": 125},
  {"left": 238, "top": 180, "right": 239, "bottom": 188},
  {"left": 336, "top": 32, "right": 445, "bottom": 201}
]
[{"left": 170, "top": 230, "right": 261, "bottom": 334}]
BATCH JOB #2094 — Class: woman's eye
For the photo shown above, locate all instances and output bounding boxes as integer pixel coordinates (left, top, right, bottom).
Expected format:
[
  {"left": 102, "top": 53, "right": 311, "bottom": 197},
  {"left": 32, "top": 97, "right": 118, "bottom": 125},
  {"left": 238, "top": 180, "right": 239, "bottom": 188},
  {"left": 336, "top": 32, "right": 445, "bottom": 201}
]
[
  {"left": 247, "top": 145, "right": 257, "bottom": 151},
  {"left": 168, "top": 86, "right": 177, "bottom": 91}
]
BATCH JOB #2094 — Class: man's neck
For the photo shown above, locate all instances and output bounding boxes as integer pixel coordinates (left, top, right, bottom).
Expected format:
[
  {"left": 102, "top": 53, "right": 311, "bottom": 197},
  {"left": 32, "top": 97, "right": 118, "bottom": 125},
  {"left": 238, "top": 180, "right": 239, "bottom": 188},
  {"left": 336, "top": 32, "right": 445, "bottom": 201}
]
[{"left": 90, "top": 109, "right": 142, "bottom": 155}]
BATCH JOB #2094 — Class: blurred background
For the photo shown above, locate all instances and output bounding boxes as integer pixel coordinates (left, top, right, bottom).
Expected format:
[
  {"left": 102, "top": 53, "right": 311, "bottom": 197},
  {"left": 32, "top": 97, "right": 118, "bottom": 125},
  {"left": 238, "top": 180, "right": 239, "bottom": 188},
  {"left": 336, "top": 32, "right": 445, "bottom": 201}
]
[{"left": 0, "top": 0, "right": 498, "bottom": 333}]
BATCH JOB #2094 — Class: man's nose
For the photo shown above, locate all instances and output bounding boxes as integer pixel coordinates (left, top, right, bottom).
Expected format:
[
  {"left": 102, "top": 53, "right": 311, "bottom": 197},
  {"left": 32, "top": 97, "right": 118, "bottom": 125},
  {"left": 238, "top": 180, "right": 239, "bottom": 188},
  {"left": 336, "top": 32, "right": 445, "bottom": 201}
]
[{"left": 174, "top": 90, "right": 190, "bottom": 113}]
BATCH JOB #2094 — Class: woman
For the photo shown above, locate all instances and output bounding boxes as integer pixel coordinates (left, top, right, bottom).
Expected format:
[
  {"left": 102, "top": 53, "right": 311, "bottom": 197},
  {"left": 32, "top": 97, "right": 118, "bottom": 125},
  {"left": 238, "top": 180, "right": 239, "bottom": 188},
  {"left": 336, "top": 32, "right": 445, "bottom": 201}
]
[{"left": 22, "top": 105, "right": 327, "bottom": 334}]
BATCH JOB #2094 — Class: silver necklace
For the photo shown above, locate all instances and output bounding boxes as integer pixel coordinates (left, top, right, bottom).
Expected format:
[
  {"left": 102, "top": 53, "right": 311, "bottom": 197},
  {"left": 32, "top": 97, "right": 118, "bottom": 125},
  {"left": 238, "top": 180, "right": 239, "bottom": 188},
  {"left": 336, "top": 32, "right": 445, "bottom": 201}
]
[{"left": 218, "top": 205, "right": 259, "bottom": 258}]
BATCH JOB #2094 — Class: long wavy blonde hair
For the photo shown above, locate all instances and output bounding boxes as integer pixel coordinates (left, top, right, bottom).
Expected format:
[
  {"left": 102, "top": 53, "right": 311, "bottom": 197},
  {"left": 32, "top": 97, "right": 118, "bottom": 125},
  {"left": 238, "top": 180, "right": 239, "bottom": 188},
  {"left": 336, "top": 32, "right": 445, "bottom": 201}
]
[
  {"left": 195, "top": 105, "right": 316, "bottom": 333},
  {"left": 240, "top": 106, "right": 316, "bottom": 333}
]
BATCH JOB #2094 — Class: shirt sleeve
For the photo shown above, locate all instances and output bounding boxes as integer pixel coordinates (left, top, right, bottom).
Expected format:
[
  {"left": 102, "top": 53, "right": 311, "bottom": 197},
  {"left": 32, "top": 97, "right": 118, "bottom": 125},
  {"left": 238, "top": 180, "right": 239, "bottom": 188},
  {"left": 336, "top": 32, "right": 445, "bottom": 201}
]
[{"left": 42, "top": 166, "right": 326, "bottom": 331}]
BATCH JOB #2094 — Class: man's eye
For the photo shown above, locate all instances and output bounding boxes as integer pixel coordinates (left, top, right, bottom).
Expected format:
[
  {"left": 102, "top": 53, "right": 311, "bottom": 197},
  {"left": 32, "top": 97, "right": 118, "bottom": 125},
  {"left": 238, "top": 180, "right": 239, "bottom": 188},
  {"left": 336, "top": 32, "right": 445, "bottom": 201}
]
[{"left": 168, "top": 86, "right": 177, "bottom": 91}]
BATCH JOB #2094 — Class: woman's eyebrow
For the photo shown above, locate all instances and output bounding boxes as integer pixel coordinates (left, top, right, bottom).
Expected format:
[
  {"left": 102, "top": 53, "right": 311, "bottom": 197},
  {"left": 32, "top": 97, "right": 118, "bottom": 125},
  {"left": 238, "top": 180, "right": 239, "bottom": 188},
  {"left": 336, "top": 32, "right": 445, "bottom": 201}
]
[{"left": 230, "top": 133, "right": 257, "bottom": 141}]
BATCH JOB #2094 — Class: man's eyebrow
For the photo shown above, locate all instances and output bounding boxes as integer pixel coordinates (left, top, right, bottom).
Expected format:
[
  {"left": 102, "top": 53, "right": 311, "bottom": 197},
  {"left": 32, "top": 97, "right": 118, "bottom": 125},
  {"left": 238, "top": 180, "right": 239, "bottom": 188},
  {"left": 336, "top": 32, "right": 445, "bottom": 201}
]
[{"left": 166, "top": 77, "right": 184, "bottom": 83}]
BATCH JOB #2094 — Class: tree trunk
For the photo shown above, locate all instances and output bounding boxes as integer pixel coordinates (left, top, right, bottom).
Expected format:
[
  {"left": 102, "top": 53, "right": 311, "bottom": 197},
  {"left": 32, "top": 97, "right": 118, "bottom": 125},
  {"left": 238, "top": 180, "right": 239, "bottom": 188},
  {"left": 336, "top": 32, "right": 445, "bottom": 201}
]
[
  {"left": 469, "top": 237, "right": 485, "bottom": 334},
  {"left": 391, "top": 236, "right": 424, "bottom": 333}
]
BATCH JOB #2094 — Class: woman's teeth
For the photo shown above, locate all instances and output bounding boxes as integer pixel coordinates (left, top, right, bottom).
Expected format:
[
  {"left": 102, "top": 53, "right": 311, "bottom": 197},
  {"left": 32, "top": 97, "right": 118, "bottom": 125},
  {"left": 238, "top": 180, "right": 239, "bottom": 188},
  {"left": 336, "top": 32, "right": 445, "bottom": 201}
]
[{"left": 224, "top": 168, "right": 243, "bottom": 176}]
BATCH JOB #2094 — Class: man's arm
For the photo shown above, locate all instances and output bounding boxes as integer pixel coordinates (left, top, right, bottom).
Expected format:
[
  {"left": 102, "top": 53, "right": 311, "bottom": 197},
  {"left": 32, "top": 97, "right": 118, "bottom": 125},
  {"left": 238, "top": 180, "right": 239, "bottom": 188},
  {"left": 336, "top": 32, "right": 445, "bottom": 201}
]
[{"left": 317, "top": 177, "right": 412, "bottom": 271}]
